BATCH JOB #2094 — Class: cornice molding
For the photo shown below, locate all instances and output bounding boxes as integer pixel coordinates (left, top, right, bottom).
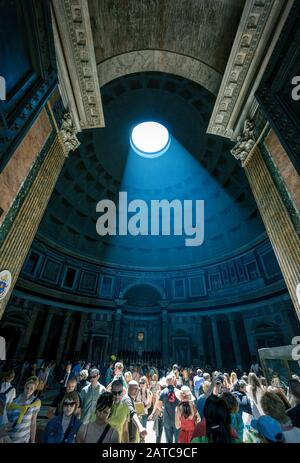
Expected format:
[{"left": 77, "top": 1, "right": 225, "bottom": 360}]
[
  {"left": 207, "top": 0, "right": 293, "bottom": 140},
  {"left": 51, "top": 0, "right": 104, "bottom": 131}
]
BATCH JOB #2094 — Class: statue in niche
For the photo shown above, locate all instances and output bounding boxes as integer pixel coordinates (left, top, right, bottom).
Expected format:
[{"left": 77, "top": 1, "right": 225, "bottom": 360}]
[{"left": 231, "top": 119, "right": 255, "bottom": 162}]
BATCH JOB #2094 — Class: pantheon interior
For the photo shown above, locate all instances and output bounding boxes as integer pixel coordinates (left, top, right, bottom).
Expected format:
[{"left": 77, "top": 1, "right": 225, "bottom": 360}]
[{"left": 0, "top": 0, "right": 299, "bottom": 371}]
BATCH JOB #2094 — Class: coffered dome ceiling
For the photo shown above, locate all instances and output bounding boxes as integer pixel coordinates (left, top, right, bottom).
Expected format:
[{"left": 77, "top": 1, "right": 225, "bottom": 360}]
[{"left": 37, "top": 72, "right": 265, "bottom": 269}]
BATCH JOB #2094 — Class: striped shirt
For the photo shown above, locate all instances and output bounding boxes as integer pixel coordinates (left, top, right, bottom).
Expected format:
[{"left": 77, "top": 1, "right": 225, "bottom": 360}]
[{"left": 7, "top": 395, "right": 41, "bottom": 443}]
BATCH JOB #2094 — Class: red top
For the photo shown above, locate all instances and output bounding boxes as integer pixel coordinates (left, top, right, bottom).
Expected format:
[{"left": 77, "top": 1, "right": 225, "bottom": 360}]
[{"left": 179, "top": 416, "right": 196, "bottom": 443}]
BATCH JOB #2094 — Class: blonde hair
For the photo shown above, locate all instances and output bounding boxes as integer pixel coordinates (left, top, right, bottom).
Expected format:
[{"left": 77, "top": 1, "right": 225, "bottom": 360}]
[
  {"left": 202, "top": 381, "right": 211, "bottom": 394},
  {"left": 124, "top": 371, "right": 132, "bottom": 382},
  {"left": 25, "top": 376, "right": 39, "bottom": 388},
  {"left": 230, "top": 372, "right": 237, "bottom": 386},
  {"left": 115, "top": 362, "right": 124, "bottom": 372}
]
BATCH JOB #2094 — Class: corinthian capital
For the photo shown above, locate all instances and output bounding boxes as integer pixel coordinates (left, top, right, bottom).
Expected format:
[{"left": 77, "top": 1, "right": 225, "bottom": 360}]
[
  {"left": 60, "top": 112, "right": 80, "bottom": 155},
  {"left": 231, "top": 119, "right": 255, "bottom": 163}
]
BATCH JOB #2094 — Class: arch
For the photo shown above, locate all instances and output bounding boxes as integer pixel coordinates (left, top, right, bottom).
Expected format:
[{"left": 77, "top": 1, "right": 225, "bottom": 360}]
[
  {"left": 253, "top": 321, "right": 285, "bottom": 349},
  {"left": 122, "top": 283, "right": 164, "bottom": 307},
  {"left": 97, "top": 50, "right": 222, "bottom": 96}
]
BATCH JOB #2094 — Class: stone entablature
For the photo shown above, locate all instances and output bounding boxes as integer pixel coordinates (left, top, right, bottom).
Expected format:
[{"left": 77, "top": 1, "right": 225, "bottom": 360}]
[
  {"left": 51, "top": 0, "right": 105, "bottom": 131},
  {"left": 207, "top": 0, "right": 293, "bottom": 140}
]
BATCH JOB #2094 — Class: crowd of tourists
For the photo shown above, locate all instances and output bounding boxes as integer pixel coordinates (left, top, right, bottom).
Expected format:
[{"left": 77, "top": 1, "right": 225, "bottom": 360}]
[{"left": 0, "top": 359, "right": 300, "bottom": 444}]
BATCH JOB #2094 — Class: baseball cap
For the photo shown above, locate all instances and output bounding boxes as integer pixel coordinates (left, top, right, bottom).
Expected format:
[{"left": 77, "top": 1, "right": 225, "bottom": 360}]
[
  {"left": 128, "top": 380, "right": 139, "bottom": 387},
  {"left": 251, "top": 416, "right": 284, "bottom": 443}
]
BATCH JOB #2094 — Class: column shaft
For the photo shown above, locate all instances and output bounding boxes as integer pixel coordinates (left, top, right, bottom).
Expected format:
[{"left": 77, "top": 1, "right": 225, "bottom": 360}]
[
  {"left": 244, "top": 146, "right": 300, "bottom": 319},
  {"left": 36, "top": 309, "right": 54, "bottom": 359},
  {"left": 228, "top": 314, "right": 242, "bottom": 369},
  {"left": 56, "top": 311, "right": 72, "bottom": 364},
  {"left": 0, "top": 134, "right": 67, "bottom": 319},
  {"left": 210, "top": 317, "right": 222, "bottom": 369},
  {"left": 112, "top": 309, "right": 122, "bottom": 356},
  {"left": 162, "top": 310, "right": 169, "bottom": 364},
  {"left": 18, "top": 306, "right": 39, "bottom": 360},
  {"left": 74, "top": 312, "right": 88, "bottom": 354}
]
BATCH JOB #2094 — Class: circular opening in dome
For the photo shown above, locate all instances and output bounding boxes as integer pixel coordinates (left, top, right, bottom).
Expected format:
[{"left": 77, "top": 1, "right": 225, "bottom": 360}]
[{"left": 130, "top": 122, "right": 170, "bottom": 158}]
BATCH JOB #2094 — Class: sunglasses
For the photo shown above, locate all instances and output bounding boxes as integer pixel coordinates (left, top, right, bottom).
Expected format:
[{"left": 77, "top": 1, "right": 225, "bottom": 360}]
[
  {"left": 112, "top": 390, "right": 123, "bottom": 396},
  {"left": 90, "top": 375, "right": 98, "bottom": 379},
  {"left": 139, "top": 382, "right": 146, "bottom": 385},
  {"left": 63, "top": 401, "right": 76, "bottom": 407}
]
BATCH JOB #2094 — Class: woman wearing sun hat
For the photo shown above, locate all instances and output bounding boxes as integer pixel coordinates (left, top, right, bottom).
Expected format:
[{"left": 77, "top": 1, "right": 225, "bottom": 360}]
[{"left": 175, "top": 386, "right": 199, "bottom": 443}]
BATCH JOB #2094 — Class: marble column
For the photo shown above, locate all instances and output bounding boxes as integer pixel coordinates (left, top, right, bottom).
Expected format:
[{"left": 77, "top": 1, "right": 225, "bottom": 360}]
[
  {"left": 210, "top": 316, "right": 222, "bottom": 369},
  {"left": 227, "top": 313, "right": 242, "bottom": 370},
  {"left": 112, "top": 309, "right": 122, "bottom": 356},
  {"left": 0, "top": 106, "right": 79, "bottom": 320},
  {"left": 161, "top": 310, "right": 169, "bottom": 365},
  {"left": 88, "top": 336, "right": 93, "bottom": 363},
  {"left": 36, "top": 308, "right": 55, "bottom": 359},
  {"left": 74, "top": 312, "right": 88, "bottom": 355},
  {"left": 242, "top": 315, "right": 257, "bottom": 362},
  {"left": 56, "top": 311, "right": 72, "bottom": 364},
  {"left": 18, "top": 305, "right": 40, "bottom": 360},
  {"left": 244, "top": 146, "right": 300, "bottom": 320},
  {"left": 196, "top": 317, "right": 205, "bottom": 363}
]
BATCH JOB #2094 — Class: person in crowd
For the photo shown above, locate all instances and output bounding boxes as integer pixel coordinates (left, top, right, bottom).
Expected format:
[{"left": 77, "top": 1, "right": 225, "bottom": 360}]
[
  {"left": 148, "top": 378, "right": 166, "bottom": 444},
  {"left": 80, "top": 368, "right": 106, "bottom": 424},
  {"left": 43, "top": 391, "right": 82, "bottom": 443},
  {"left": 0, "top": 370, "right": 16, "bottom": 426},
  {"left": 124, "top": 371, "right": 133, "bottom": 386},
  {"left": 250, "top": 358, "right": 263, "bottom": 377},
  {"left": 7, "top": 376, "right": 41, "bottom": 443},
  {"left": 122, "top": 380, "right": 147, "bottom": 443},
  {"left": 36, "top": 366, "right": 48, "bottom": 398},
  {"left": 150, "top": 373, "right": 159, "bottom": 406},
  {"left": 223, "top": 373, "right": 232, "bottom": 392},
  {"left": 246, "top": 372, "right": 265, "bottom": 418},
  {"left": 196, "top": 380, "right": 213, "bottom": 419},
  {"left": 250, "top": 415, "right": 285, "bottom": 443},
  {"left": 76, "top": 393, "right": 119, "bottom": 443},
  {"left": 71, "top": 362, "right": 82, "bottom": 382},
  {"left": 107, "top": 379, "right": 129, "bottom": 442},
  {"left": 136, "top": 376, "right": 152, "bottom": 435},
  {"left": 48, "top": 377, "right": 80, "bottom": 418},
  {"left": 191, "top": 395, "right": 241, "bottom": 443},
  {"left": 272, "top": 387, "right": 291, "bottom": 411},
  {"left": 259, "top": 377, "right": 268, "bottom": 392},
  {"left": 193, "top": 369, "right": 204, "bottom": 399},
  {"left": 181, "top": 369, "right": 192, "bottom": 388},
  {"left": 221, "top": 392, "right": 244, "bottom": 441},
  {"left": 0, "top": 399, "right": 12, "bottom": 443},
  {"left": 286, "top": 379, "right": 300, "bottom": 428},
  {"left": 231, "top": 379, "right": 253, "bottom": 433},
  {"left": 60, "top": 363, "right": 75, "bottom": 391},
  {"left": 230, "top": 372, "right": 238, "bottom": 389},
  {"left": 261, "top": 391, "right": 300, "bottom": 443},
  {"left": 112, "top": 362, "right": 127, "bottom": 388},
  {"left": 155, "top": 374, "right": 180, "bottom": 443},
  {"left": 105, "top": 363, "right": 114, "bottom": 387},
  {"left": 77, "top": 370, "right": 90, "bottom": 393},
  {"left": 175, "top": 386, "right": 197, "bottom": 443}
]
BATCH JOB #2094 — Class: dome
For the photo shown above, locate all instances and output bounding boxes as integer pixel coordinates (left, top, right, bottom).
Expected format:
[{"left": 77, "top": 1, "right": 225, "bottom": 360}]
[{"left": 38, "top": 72, "right": 265, "bottom": 269}]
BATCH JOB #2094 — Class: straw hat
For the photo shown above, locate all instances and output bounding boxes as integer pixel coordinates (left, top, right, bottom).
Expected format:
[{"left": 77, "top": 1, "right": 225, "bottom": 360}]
[{"left": 175, "top": 385, "right": 195, "bottom": 402}]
